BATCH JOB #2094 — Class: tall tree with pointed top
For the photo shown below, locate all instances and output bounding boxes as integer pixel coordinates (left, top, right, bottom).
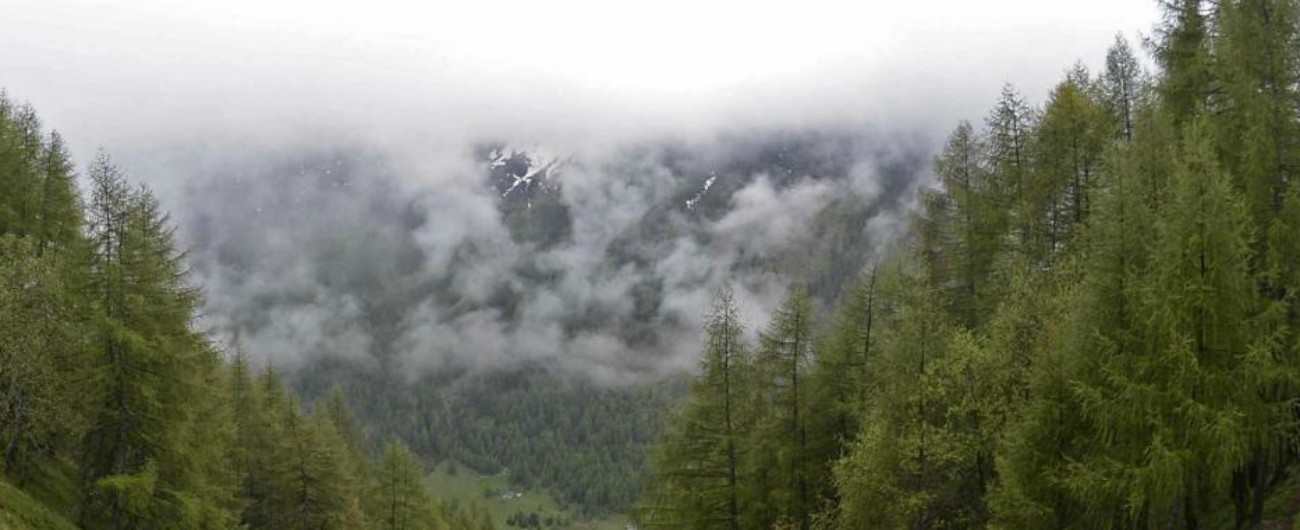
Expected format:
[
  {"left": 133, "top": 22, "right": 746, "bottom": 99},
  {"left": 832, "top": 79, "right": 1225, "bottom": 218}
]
[
  {"left": 1101, "top": 34, "right": 1146, "bottom": 142},
  {"left": 639, "top": 288, "right": 751, "bottom": 530},
  {"left": 368, "top": 440, "right": 445, "bottom": 530},
  {"left": 751, "top": 287, "right": 816, "bottom": 530}
]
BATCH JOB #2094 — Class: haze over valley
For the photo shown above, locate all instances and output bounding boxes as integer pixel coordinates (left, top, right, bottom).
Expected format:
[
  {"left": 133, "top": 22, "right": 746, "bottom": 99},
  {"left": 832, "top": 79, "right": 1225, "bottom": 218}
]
[{"left": 12, "top": 1, "right": 1300, "bottom": 529}]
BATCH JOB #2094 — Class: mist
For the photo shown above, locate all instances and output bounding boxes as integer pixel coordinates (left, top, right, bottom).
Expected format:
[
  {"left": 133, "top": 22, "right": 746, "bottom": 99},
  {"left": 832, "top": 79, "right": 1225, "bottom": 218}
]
[{"left": 1, "top": 0, "right": 1160, "bottom": 382}]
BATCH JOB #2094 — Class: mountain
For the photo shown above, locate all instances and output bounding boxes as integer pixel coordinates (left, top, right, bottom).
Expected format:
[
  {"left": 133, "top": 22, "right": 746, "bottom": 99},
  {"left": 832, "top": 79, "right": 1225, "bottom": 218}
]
[{"left": 168, "top": 127, "right": 932, "bottom": 514}]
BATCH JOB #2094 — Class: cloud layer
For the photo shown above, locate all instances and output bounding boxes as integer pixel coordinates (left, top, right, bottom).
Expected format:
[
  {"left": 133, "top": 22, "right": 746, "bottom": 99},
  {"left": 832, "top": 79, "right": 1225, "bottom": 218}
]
[
  {"left": 1, "top": 0, "right": 1160, "bottom": 381},
  {"left": 163, "top": 129, "right": 921, "bottom": 383}
]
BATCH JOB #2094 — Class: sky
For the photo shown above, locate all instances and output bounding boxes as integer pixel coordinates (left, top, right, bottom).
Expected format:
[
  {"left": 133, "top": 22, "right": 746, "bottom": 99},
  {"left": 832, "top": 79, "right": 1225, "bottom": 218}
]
[
  {"left": 0, "top": 0, "right": 1163, "bottom": 380},
  {"left": 2, "top": 0, "right": 1160, "bottom": 162}
]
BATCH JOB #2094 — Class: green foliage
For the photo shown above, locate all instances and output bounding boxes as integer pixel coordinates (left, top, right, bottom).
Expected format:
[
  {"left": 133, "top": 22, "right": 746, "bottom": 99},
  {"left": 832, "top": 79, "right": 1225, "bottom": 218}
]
[
  {"left": 643, "top": 3, "right": 1300, "bottom": 528},
  {"left": 0, "top": 93, "right": 464, "bottom": 530},
  {"left": 1101, "top": 34, "right": 1146, "bottom": 142},
  {"left": 0, "top": 236, "right": 88, "bottom": 479},
  {"left": 368, "top": 440, "right": 441, "bottom": 530},
  {"left": 294, "top": 359, "right": 676, "bottom": 517},
  {"left": 15, "top": 1, "right": 1300, "bottom": 528},
  {"left": 0, "top": 479, "right": 79, "bottom": 530},
  {"left": 640, "top": 289, "right": 751, "bottom": 530},
  {"left": 1032, "top": 69, "right": 1109, "bottom": 257},
  {"left": 924, "top": 122, "right": 1003, "bottom": 326},
  {"left": 78, "top": 153, "right": 236, "bottom": 529}
]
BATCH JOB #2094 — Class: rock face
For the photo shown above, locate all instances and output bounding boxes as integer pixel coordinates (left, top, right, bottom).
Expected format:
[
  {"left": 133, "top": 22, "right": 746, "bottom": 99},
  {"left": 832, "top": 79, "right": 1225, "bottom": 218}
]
[{"left": 485, "top": 145, "right": 572, "bottom": 249}]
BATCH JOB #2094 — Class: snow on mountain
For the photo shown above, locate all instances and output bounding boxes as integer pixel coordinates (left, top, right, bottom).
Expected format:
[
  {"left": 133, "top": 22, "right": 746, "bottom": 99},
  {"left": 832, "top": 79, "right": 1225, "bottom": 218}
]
[
  {"left": 487, "top": 145, "right": 566, "bottom": 199},
  {"left": 684, "top": 173, "right": 718, "bottom": 210}
]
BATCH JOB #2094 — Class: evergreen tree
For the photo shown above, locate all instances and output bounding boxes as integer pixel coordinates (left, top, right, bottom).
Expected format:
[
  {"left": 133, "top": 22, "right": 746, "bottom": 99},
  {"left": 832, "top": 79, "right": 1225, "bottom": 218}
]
[
  {"left": 927, "top": 121, "right": 1002, "bottom": 326},
  {"left": 318, "top": 388, "right": 371, "bottom": 528},
  {"left": 835, "top": 258, "right": 951, "bottom": 529},
  {"left": 1100, "top": 34, "right": 1146, "bottom": 142},
  {"left": 36, "top": 132, "right": 82, "bottom": 254},
  {"left": 0, "top": 96, "right": 44, "bottom": 239},
  {"left": 1032, "top": 71, "right": 1109, "bottom": 257},
  {"left": 984, "top": 84, "right": 1039, "bottom": 261},
  {"left": 368, "top": 440, "right": 441, "bottom": 530},
  {"left": 989, "top": 260, "right": 1096, "bottom": 529},
  {"left": 1151, "top": 0, "right": 1213, "bottom": 125},
  {"left": 0, "top": 236, "right": 87, "bottom": 479},
  {"left": 78, "top": 157, "right": 237, "bottom": 528},
  {"left": 752, "top": 287, "right": 816, "bottom": 530},
  {"left": 639, "top": 288, "right": 751, "bottom": 530},
  {"left": 808, "top": 265, "right": 880, "bottom": 472}
]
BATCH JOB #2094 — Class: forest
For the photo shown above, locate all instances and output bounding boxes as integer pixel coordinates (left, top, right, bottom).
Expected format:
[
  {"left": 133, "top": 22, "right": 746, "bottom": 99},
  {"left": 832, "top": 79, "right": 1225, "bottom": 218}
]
[
  {"left": 637, "top": 0, "right": 1300, "bottom": 529},
  {"left": 4, "top": 0, "right": 1300, "bottom": 529},
  {"left": 0, "top": 98, "right": 497, "bottom": 528}
]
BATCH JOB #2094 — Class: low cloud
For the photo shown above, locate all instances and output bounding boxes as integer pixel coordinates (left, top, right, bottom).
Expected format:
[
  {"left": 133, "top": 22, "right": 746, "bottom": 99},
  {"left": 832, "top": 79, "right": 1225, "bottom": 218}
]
[
  {"left": 0, "top": 0, "right": 1155, "bottom": 383},
  {"left": 164, "top": 129, "right": 923, "bottom": 383}
]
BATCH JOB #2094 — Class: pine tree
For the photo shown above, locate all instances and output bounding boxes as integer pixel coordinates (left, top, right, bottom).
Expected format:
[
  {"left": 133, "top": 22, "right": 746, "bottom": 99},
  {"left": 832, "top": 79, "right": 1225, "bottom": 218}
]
[
  {"left": 1151, "top": 0, "right": 1213, "bottom": 125},
  {"left": 79, "top": 155, "right": 235, "bottom": 529},
  {"left": 1080, "top": 119, "right": 1261, "bottom": 528},
  {"left": 752, "top": 287, "right": 816, "bottom": 530},
  {"left": 36, "top": 132, "right": 82, "bottom": 254},
  {"left": 241, "top": 366, "right": 292, "bottom": 529},
  {"left": 990, "top": 256, "right": 1113, "bottom": 528},
  {"left": 228, "top": 348, "right": 258, "bottom": 514},
  {"left": 835, "top": 258, "right": 955, "bottom": 529},
  {"left": 927, "top": 121, "right": 1004, "bottom": 326},
  {"left": 984, "top": 84, "right": 1039, "bottom": 261},
  {"left": 318, "top": 387, "right": 370, "bottom": 528},
  {"left": 0, "top": 97, "right": 44, "bottom": 239},
  {"left": 639, "top": 288, "right": 751, "bottom": 530},
  {"left": 1032, "top": 70, "right": 1109, "bottom": 257},
  {"left": 1100, "top": 34, "right": 1146, "bottom": 142},
  {"left": 809, "top": 265, "right": 880, "bottom": 462},
  {"left": 368, "top": 440, "right": 440, "bottom": 530},
  {"left": 0, "top": 93, "right": 82, "bottom": 252},
  {"left": 266, "top": 395, "right": 363, "bottom": 530},
  {"left": 0, "top": 236, "right": 87, "bottom": 478}
]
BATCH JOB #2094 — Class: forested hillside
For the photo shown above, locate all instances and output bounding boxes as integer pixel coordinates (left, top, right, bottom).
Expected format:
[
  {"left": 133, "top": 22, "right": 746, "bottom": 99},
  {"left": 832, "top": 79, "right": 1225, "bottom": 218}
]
[
  {"left": 638, "top": 1, "right": 1300, "bottom": 528},
  {"left": 0, "top": 92, "right": 496, "bottom": 529},
  {"left": 167, "top": 116, "right": 922, "bottom": 518},
  {"left": 7, "top": 1, "right": 1298, "bottom": 529},
  {"left": 294, "top": 361, "right": 684, "bottom": 515}
]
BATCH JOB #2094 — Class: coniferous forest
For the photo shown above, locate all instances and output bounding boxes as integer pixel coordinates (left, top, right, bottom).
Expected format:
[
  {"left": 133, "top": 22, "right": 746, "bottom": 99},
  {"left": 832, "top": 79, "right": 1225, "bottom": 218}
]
[
  {"left": 0, "top": 101, "right": 494, "bottom": 529},
  {"left": 5, "top": 1, "right": 1300, "bottom": 529},
  {"left": 637, "top": 1, "right": 1300, "bottom": 529}
]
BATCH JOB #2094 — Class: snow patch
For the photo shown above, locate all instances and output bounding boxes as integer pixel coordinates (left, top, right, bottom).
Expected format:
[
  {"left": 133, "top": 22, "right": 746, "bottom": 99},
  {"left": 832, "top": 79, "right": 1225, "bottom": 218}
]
[{"left": 684, "top": 173, "right": 719, "bottom": 210}]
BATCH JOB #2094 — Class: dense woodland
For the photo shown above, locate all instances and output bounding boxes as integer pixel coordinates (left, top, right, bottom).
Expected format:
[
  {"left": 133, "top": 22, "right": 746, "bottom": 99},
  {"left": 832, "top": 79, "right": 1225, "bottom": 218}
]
[
  {"left": 638, "top": 0, "right": 1300, "bottom": 528},
  {"left": 294, "top": 360, "right": 681, "bottom": 516},
  {"left": 7, "top": 0, "right": 1300, "bottom": 529},
  {"left": 0, "top": 95, "right": 497, "bottom": 528}
]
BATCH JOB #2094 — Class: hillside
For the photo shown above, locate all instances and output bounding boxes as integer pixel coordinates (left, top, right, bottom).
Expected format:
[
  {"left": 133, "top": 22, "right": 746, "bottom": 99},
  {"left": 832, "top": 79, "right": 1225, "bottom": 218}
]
[
  {"left": 170, "top": 129, "right": 928, "bottom": 516},
  {"left": 8, "top": 1, "right": 1300, "bottom": 528},
  {"left": 421, "top": 462, "right": 625, "bottom": 530},
  {"left": 637, "top": 1, "right": 1300, "bottom": 528}
]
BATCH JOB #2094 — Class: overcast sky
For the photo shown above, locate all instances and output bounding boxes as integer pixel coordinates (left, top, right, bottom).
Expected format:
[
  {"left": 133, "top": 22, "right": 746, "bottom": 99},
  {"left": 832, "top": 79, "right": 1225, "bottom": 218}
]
[
  {"left": 1, "top": 0, "right": 1163, "bottom": 378},
  {"left": 3, "top": 0, "right": 1159, "bottom": 163}
]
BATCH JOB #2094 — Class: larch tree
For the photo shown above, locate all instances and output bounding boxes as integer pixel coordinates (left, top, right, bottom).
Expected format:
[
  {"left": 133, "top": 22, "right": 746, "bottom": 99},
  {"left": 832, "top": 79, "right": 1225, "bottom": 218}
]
[
  {"left": 1101, "top": 34, "right": 1146, "bottom": 142},
  {"left": 639, "top": 288, "right": 751, "bottom": 530},
  {"left": 752, "top": 287, "right": 816, "bottom": 530},
  {"left": 80, "top": 156, "right": 236, "bottom": 528},
  {"left": 1033, "top": 71, "right": 1109, "bottom": 257},
  {"left": 984, "top": 84, "right": 1037, "bottom": 257},
  {"left": 368, "top": 440, "right": 441, "bottom": 530},
  {"left": 929, "top": 121, "right": 1002, "bottom": 326},
  {"left": 0, "top": 236, "right": 87, "bottom": 480}
]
